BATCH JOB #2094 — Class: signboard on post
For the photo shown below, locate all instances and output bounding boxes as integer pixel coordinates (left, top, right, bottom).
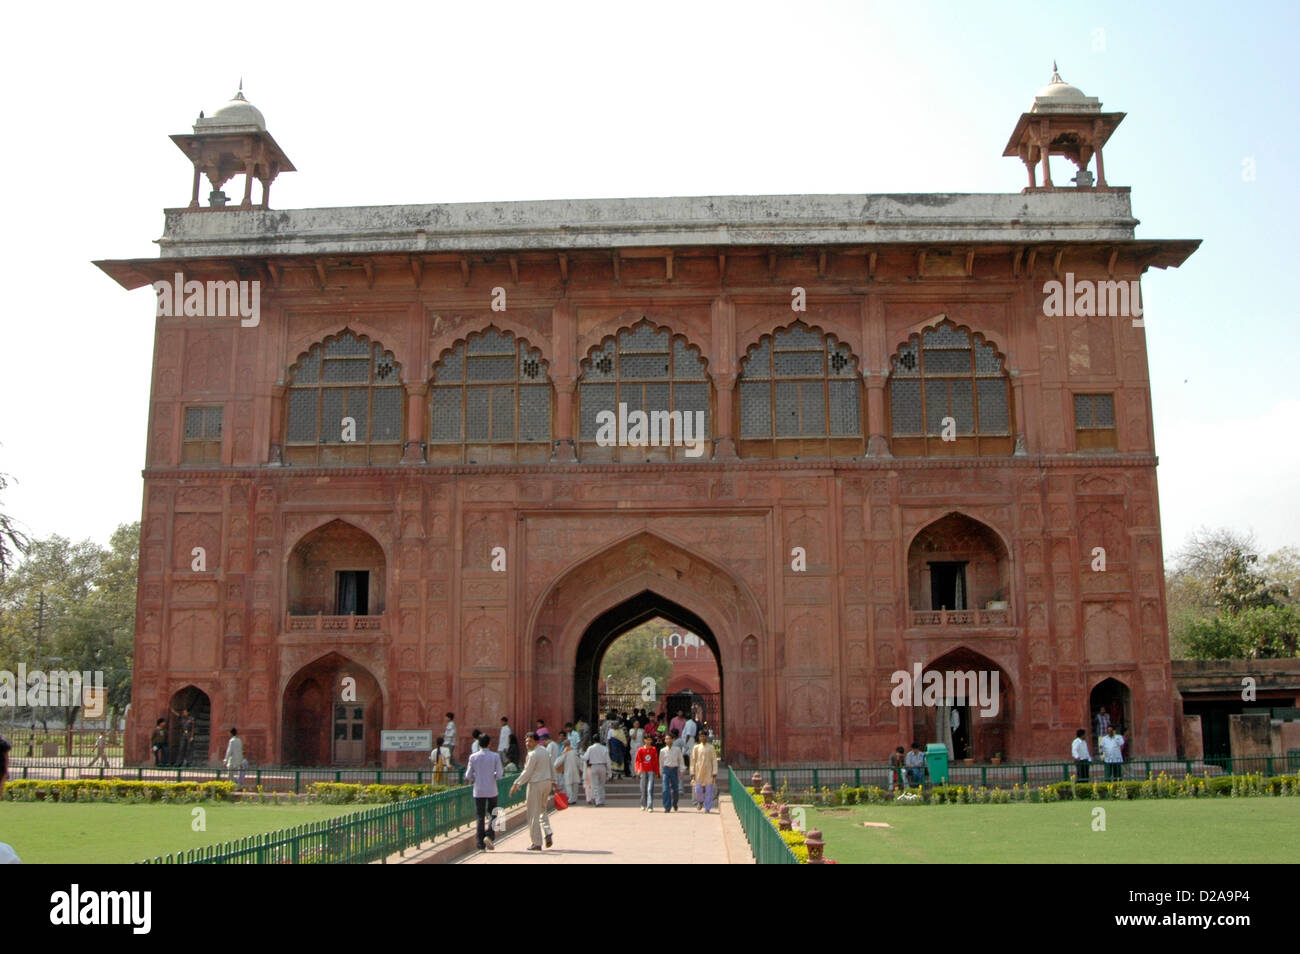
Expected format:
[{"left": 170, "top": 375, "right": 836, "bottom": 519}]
[{"left": 381, "top": 730, "right": 433, "bottom": 752}]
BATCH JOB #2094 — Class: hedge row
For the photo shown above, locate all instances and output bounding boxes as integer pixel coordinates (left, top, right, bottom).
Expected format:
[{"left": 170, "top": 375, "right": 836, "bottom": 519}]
[
  {"left": 4, "top": 779, "right": 235, "bottom": 803},
  {"left": 305, "top": 782, "right": 452, "bottom": 803},
  {"left": 3, "top": 779, "right": 457, "bottom": 804},
  {"left": 801, "top": 773, "right": 1300, "bottom": 806}
]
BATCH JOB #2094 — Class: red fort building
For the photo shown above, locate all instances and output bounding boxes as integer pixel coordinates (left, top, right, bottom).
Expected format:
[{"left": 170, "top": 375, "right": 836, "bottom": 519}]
[{"left": 97, "top": 71, "right": 1198, "bottom": 768}]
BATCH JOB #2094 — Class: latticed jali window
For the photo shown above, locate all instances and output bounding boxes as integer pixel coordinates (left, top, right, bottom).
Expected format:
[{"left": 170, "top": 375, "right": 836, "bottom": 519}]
[
  {"left": 578, "top": 322, "right": 710, "bottom": 461},
  {"left": 889, "top": 322, "right": 1012, "bottom": 457},
  {"left": 737, "top": 324, "right": 862, "bottom": 458},
  {"left": 182, "top": 406, "right": 222, "bottom": 464},
  {"left": 428, "top": 329, "right": 551, "bottom": 463},
  {"left": 284, "top": 331, "right": 404, "bottom": 465},
  {"left": 1074, "top": 392, "right": 1117, "bottom": 452}
]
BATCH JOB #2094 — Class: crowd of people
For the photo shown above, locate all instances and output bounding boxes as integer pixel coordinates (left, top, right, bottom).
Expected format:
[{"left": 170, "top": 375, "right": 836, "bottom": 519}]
[
  {"left": 438, "top": 707, "right": 722, "bottom": 852},
  {"left": 602, "top": 707, "right": 719, "bottom": 813}
]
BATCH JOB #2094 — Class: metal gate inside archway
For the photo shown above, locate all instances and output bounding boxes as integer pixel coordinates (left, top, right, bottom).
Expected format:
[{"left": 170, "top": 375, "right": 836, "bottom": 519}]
[{"left": 596, "top": 691, "right": 723, "bottom": 741}]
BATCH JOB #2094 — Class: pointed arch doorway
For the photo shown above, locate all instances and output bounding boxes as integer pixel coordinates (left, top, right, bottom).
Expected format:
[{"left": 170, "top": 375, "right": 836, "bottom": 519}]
[
  {"left": 912, "top": 647, "right": 1016, "bottom": 761},
  {"left": 574, "top": 591, "right": 724, "bottom": 750},
  {"left": 528, "top": 530, "right": 766, "bottom": 764},
  {"left": 281, "top": 653, "right": 384, "bottom": 766}
]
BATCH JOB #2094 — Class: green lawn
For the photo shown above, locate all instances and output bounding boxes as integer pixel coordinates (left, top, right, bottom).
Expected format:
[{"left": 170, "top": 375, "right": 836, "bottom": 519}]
[
  {"left": 1, "top": 802, "right": 366, "bottom": 864},
  {"left": 808, "top": 799, "right": 1300, "bottom": 863}
]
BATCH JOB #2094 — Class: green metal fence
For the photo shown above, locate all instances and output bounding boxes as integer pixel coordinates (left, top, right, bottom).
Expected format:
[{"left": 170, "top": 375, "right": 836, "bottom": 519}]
[
  {"left": 140, "top": 774, "right": 521, "bottom": 864},
  {"left": 728, "top": 767, "right": 798, "bottom": 865},
  {"left": 745, "top": 754, "right": 1300, "bottom": 795}
]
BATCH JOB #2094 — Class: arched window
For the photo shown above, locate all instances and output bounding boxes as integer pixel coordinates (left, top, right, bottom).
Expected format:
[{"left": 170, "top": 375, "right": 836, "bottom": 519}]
[
  {"left": 888, "top": 321, "right": 1013, "bottom": 457},
  {"left": 285, "top": 330, "right": 404, "bottom": 465},
  {"left": 737, "top": 323, "right": 862, "bottom": 458},
  {"left": 577, "top": 321, "right": 710, "bottom": 461},
  {"left": 428, "top": 328, "right": 551, "bottom": 463}
]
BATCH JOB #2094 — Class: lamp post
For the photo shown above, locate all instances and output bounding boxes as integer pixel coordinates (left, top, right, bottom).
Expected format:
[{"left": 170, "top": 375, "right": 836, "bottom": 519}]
[{"left": 33, "top": 591, "right": 46, "bottom": 731}]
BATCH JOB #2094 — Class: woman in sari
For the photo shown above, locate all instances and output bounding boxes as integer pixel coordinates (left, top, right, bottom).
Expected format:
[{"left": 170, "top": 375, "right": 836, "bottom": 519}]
[{"left": 609, "top": 725, "right": 629, "bottom": 778}]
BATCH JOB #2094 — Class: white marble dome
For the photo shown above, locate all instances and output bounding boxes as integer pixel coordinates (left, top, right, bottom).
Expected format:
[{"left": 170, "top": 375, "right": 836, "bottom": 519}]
[
  {"left": 1030, "top": 66, "right": 1101, "bottom": 113},
  {"left": 1036, "top": 74, "right": 1089, "bottom": 103},
  {"left": 197, "top": 90, "right": 266, "bottom": 130}
]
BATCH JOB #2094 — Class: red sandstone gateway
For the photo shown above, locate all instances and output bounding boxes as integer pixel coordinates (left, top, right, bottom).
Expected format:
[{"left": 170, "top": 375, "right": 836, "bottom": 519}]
[{"left": 96, "top": 73, "right": 1198, "bottom": 768}]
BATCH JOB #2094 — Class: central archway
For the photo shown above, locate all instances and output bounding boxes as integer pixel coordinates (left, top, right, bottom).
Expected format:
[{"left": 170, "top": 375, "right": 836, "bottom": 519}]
[
  {"left": 574, "top": 592, "right": 724, "bottom": 748},
  {"left": 528, "top": 530, "right": 767, "bottom": 765}
]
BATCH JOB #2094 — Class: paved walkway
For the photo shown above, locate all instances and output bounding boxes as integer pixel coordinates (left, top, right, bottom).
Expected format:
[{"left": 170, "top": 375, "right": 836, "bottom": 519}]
[{"left": 458, "top": 794, "right": 752, "bottom": 865}]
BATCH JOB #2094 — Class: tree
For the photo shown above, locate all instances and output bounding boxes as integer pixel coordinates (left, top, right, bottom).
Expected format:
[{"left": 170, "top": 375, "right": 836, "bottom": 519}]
[
  {"left": 0, "top": 470, "right": 30, "bottom": 583},
  {"left": 1183, "top": 606, "right": 1300, "bottom": 660},
  {"left": 1167, "top": 527, "right": 1296, "bottom": 659},
  {"left": 600, "top": 622, "right": 673, "bottom": 700},
  {"left": 1210, "top": 547, "right": 1285, "bottom": 614},
  {"left": 63, "top": 523, "right": 138, "bottom": 717},
  {"left": 0, "top": 523, "right": 138, "bottom": 725},
  {"left": 1261, "top": 547, "right": 1300, "bottom": 607}
]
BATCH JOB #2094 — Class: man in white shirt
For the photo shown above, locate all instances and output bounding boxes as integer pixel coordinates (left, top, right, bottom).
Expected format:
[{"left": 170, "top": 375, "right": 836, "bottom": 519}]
[
  {"left": 223, "top": 727, "right": 245, "bottom": 790},
  {"left": 1098, "top": 726, "right": 1125, "bottom": 780},
  {"left": 583, "top": 737, "right": 610, "bottom": 806},
  {"left": 509, "top": 733, "right": 557, "bottom": 850},
  {"left": 1071, "top": 729, "right": 1092, "bottom": 780},
  {"left": 499, "top": 717, "right": 513, "bottom": 758},
  {"left": 444, "top": 712, "right": 458, "bottom": 765}
]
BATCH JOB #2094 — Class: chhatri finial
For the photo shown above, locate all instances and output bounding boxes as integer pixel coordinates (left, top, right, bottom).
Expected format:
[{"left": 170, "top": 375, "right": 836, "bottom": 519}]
[
  {"left": 234, "top": 77, "right": 246, "bottom": 102},
  {"left": 1050, "top": 61, "right": 1063, "bottom": 83}
]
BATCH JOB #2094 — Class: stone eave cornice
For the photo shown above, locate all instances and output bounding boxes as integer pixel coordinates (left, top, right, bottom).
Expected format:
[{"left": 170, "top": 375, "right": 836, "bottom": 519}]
[
  {"left": 92, "top": 190, "right": 1187, "bottom": 288},
  {"left": 142, "top": 453, "right": 1159, "bottom": 481},
  {"left": 95, "top": 237, "right": 1200, "bottom": 291}
]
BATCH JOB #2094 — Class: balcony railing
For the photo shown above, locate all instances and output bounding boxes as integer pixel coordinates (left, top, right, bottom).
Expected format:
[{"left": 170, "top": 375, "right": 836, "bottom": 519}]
[
  {"left": 911, "top": 608, "right": 1011, "bottom": 627},
  {"left": 285, "top": 612, "right": 387, "bottom": 633}
]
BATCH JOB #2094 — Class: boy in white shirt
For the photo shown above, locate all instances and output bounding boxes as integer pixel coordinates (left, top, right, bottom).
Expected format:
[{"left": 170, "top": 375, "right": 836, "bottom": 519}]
[
  {"left": 659, "top": 729, "right": 685, "bottom": 812},
  {"left": 1071, "top": 729, "right": 1091, "bottom": 780}
]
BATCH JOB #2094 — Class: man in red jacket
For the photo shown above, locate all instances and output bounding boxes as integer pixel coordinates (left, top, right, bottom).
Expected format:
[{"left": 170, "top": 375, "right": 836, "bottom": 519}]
[{"left": 635, "top": 733, "right": 660, "bottom": 812}]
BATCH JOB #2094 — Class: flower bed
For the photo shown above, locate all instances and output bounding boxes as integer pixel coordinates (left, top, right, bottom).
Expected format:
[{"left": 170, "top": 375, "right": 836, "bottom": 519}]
[{"left": 747, "top": 787, "right": 837, "bottom": 864}]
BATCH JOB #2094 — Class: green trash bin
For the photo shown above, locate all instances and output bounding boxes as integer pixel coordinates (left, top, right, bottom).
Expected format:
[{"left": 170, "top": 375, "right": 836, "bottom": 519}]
[{"left": 925, "top": 743, "right": 950, "bottom": 785}]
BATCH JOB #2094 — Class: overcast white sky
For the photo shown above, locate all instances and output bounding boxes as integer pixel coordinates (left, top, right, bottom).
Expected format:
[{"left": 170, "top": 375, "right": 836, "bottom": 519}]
[{"left": 0, "top": 0, "right": 1296, "bottom": 562}]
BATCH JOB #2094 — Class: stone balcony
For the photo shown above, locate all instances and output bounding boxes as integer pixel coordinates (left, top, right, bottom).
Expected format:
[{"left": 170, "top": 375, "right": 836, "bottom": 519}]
[
  {"left": 910, "top": 608, "right": 1012, "bottom": 627},
  {"left": 285, "top": 612, "right": 387, "bottom": 634}
]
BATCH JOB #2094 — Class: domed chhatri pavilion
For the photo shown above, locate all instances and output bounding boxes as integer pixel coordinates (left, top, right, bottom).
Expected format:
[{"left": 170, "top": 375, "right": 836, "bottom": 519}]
[{"left": 97, "top": 74, "right": 1199, "bottom": 768}]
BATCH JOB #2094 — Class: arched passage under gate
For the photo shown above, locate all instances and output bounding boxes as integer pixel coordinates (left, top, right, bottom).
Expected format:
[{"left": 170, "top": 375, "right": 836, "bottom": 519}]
[{"left": 574, "top": 593, "right": 725, "bottom": 750}]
